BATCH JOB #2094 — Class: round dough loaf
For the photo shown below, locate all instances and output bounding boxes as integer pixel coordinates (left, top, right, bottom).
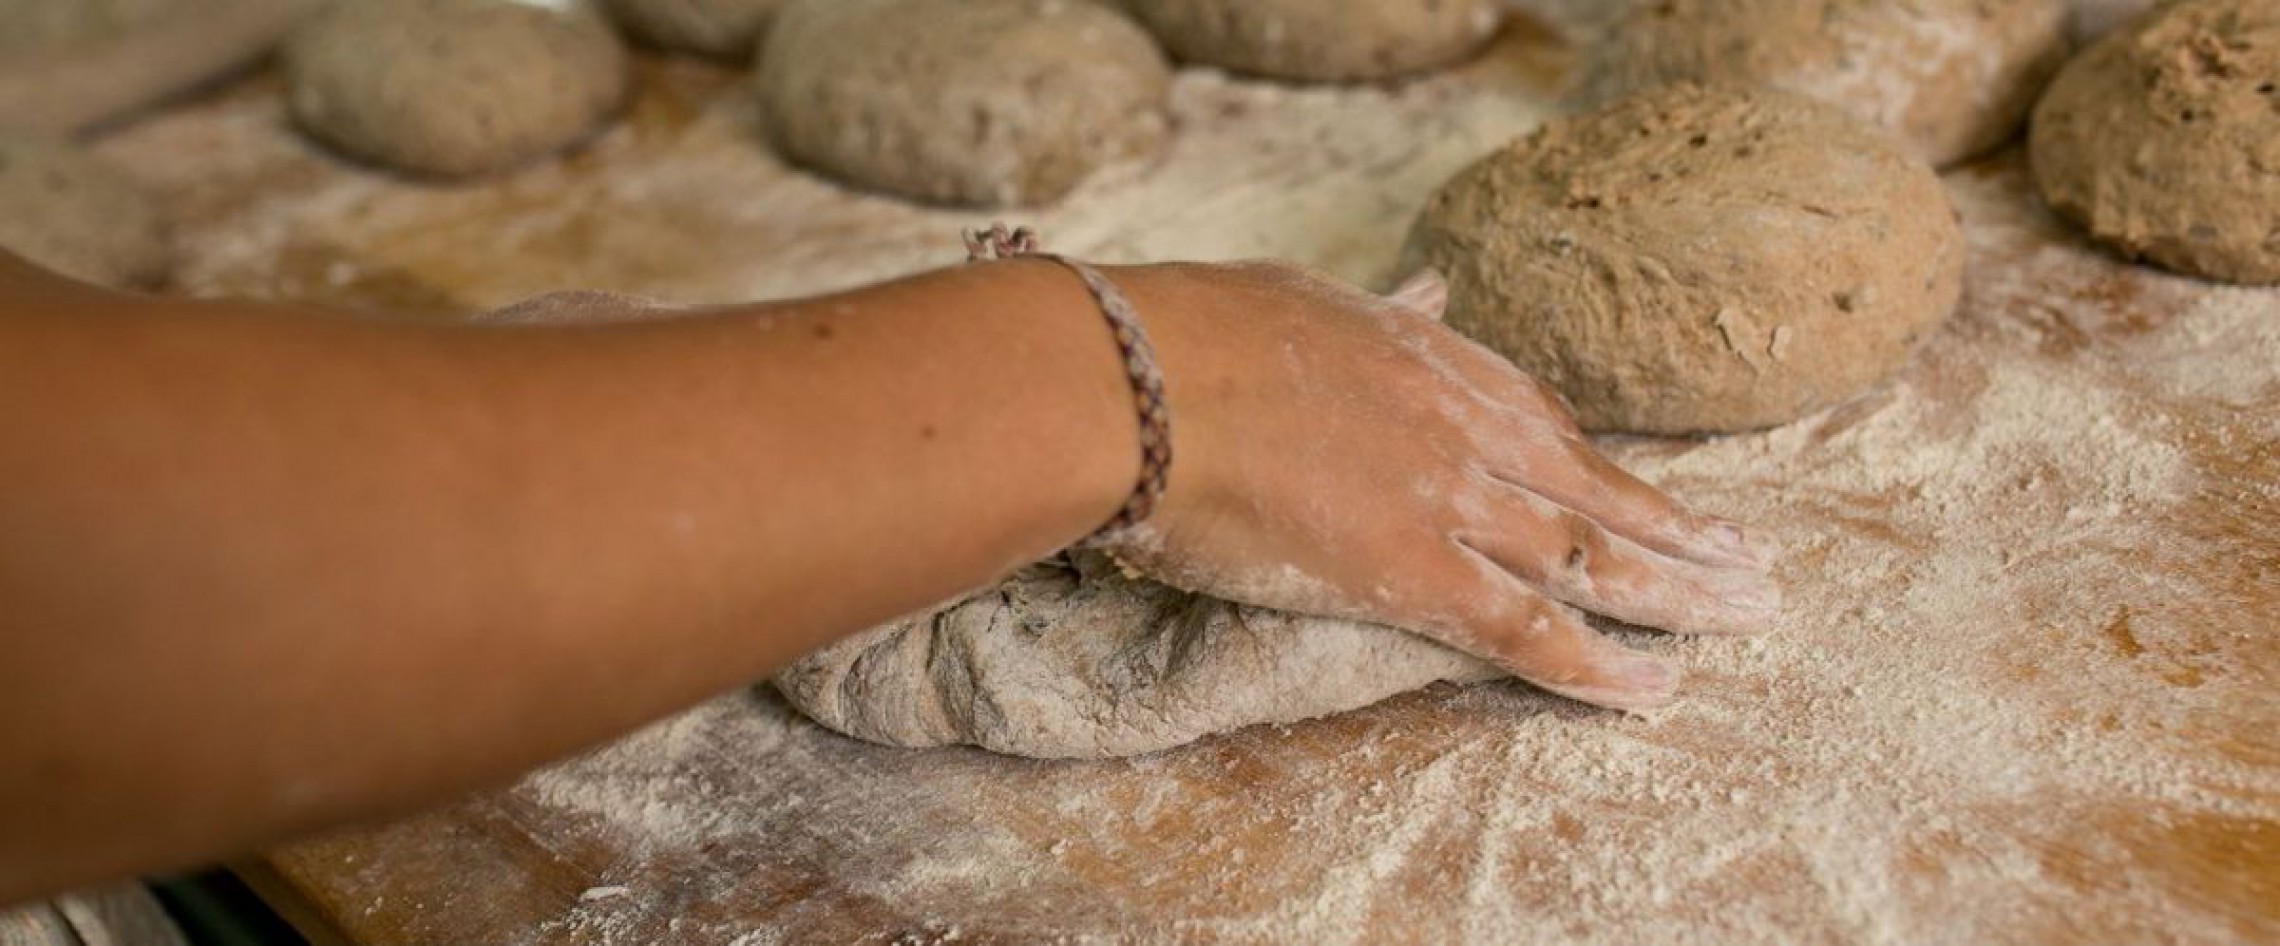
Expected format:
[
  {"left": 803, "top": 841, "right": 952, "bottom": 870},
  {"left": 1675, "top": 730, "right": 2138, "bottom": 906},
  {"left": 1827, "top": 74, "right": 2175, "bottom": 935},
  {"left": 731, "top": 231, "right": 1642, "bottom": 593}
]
[
  {"left": 2069, "top": 0, "right": 2157, "bottom": 43},
  {"left": 0, "top": 135, "right": 171, "bottom": 288},
  {"left": 282, "top": 0, "right": 629, "bottom": 178},
  {"left": 2030, "top": 0, "right": 2280, "bottom": 284},
  {"left": 601, "top": 0, "right": 784, "bottom": 59},
  {"left": 1119, "top": 0, "right": 1503, "bottom": 83},
  {"left": 1577, "top": 0, "right": 2071, "bottom": 168},
  {"left": 1402, "top": 85, "right": 1966, "bottom": 435},
  {"left": 756, "top": 0, "right": 1170, "bottom": 208},
  {"left": 0, "top": 0, "right": 183, "bottom": 62}
]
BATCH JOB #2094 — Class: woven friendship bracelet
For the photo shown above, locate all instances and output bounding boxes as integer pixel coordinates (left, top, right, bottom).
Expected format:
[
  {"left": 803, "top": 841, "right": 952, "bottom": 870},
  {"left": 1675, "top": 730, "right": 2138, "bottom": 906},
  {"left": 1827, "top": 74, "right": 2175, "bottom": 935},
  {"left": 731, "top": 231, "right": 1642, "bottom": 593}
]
[{"left": 963, "top": 223, "right": 1171, "bottom": 544}]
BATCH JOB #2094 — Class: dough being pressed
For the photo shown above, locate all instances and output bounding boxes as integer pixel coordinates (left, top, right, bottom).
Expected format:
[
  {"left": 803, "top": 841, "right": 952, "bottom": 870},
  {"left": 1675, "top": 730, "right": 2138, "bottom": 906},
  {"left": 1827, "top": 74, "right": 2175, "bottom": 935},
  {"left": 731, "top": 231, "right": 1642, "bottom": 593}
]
[
  {"left": 601, "top": 0, "right": 785, "bottom": 60},
  {"left": 465, "top": 289, "right": 1496, "bottom": 760},
  {"left": 773, "top": 554, "right": 1498, "bottom": 759},
  {"left": 283, "top": 0, "right": 628, "bottom": 178},
  {"left": 756, "top": 0, "right": 1170, "bottom": 208},
  {"left": 0, "top": 135, "right": 171, "bottom": 288},
  {"left": 1576, "top": 0, "right": 2070, "bottom": 168},
  {"left": 1118, "top": 0, "right": 1504, "bottom": 83},
  {"left": 2030, "top": 0, "right": 2280, "bottom": 285},
  {"left": 1402, "top": 85, "right": 1965, "bottom": 435}
]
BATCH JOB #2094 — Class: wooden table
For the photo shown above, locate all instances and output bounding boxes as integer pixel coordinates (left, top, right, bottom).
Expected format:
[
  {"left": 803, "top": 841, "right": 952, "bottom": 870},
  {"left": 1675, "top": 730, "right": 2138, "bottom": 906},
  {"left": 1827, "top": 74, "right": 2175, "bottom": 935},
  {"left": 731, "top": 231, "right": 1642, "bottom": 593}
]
[{"left": 89, "top": 19, "right": 2277, "bottom": 946}]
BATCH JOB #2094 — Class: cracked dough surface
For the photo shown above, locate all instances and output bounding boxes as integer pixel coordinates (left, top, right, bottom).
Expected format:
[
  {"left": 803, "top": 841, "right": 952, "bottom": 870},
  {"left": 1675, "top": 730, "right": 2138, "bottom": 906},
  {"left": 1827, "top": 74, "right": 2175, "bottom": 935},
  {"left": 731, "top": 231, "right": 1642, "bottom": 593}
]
[
  {"left": 1576, "top": 0, "right": 2070, "bottom": 168},
  {"left": 2030, "top": 0, "right": 2280, "bottom": 285},
  {"left": 773, "top": 554, "right": 1497, "bottom": 759},
  {"left": 1402, "top": 85, "right": 1965, "bottom": 435}
]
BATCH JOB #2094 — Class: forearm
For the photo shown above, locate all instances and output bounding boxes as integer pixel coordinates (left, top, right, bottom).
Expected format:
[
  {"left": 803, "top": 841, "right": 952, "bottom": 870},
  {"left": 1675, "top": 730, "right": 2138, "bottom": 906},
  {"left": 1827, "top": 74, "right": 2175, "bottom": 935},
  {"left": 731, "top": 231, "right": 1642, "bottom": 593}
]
[{"left": 0, "top": 259, "right": 1135, "bottom": 898}]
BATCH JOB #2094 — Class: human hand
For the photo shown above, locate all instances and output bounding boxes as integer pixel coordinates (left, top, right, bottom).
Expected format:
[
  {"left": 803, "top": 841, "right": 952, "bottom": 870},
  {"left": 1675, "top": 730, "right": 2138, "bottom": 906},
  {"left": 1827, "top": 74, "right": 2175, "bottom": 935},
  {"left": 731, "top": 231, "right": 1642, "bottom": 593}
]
[{"left": 1103, "top": 261, "right": 1779, "bottom": 711}]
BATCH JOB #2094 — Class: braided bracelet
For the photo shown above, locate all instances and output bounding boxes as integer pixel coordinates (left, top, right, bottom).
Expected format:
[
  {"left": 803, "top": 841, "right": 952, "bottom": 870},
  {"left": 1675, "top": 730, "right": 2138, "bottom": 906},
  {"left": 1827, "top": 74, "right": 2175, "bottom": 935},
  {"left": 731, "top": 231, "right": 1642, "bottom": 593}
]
[{"left": 963, "top": 223, "right": 1171, "bottom": 545}]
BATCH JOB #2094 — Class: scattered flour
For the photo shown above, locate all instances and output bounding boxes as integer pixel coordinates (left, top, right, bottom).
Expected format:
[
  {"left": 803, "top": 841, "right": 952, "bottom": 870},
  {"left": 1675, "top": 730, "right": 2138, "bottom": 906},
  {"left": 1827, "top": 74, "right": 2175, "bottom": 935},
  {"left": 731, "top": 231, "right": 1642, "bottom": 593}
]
[
  {"left": 501, "top": 161, "right": 2277, "bottom": 945},
  {"left": 82, "top": 22, "right": 2279, "bottom": 946}
]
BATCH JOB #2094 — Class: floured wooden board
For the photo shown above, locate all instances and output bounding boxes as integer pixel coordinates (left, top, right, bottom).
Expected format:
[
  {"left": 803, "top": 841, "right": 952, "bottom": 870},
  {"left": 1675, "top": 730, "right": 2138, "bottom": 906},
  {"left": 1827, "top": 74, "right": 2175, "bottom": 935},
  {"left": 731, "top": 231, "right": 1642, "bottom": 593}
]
[{"left": 87, "top": 20, "right": 2276, "bottom": 946}]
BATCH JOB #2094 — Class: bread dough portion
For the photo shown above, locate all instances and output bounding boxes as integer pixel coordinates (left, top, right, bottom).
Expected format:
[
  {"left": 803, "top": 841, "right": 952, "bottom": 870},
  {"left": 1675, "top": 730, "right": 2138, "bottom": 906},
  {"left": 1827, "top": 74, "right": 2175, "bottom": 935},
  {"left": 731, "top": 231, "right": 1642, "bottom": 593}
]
[
  {"left": 1118, "top": 0, "right": 1503, "bottom": 83},
  {"left": 1402, "top": 85, "right": 1964, "bottom": 435},
  {"left": 0, "top": 0, "right": 183, "bottom": 62},
  {"left": 2030, "top": 0, "right": 2280, "bottom": 285},
  {"left": 0, "top": 135, "right": 171, "bottom": 288},
  {"left": 601, "top": 0, "right": 785, "bottom": 59},
  {"left": 2069, "top": 0, "right": 2156, "bottom": 43},
  {"left": 774, "top": 554, "right": 1495, "bottom": 759},
  {"left": 757, "top": 0, "right": 1170, "bottom": 208},
  {"left": 1577, "top": 0, "right": 2070, "bottom": 168},
  {"left": 283, "top": 0, "right": 628, "bottom": 178}
]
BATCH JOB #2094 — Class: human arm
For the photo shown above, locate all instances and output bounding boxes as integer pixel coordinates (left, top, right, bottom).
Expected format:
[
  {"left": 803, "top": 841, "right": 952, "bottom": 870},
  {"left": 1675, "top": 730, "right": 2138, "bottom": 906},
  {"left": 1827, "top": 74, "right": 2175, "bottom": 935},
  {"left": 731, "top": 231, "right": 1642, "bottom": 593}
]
[{"left": 0, "top": 249, "right": 1774, "bottom": 900}]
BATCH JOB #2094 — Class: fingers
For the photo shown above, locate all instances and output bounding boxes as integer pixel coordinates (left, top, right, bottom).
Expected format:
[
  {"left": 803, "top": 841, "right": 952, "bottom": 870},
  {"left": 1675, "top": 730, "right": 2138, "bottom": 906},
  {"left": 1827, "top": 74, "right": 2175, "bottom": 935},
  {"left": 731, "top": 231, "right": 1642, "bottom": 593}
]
[
  {"left": 1384, "top": 269, "right": 1449, "bottom": 320},
  {"left": 1485, "top": 434, "right": 1773, "bottom": 571},
  {"left": 1438, "top": 547, "right": 1682, "bottom": 712},
  {"left": 1459, "top": 479, "right": 1781, "bottom": 636}
]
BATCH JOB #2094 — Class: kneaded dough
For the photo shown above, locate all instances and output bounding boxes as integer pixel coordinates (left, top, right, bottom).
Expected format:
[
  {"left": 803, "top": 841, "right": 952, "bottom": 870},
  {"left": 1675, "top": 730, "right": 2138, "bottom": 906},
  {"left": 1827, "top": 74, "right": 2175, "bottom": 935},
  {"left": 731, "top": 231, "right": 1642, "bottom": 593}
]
[
  {"left": 1118, "top": 0, "right": 1504, "bottom": 83},
  {"left": 1402, "top": 85, "right": 1965, "bottom": 435},
  {"left": 282, "top": 0, "right": 628, "bottom": 178},
  {"left": 756, "top": 0, "right": 1170, "bottom": 208},
  {"left": 774, "top": 554, "right": 1498, "bottom": 758},
  {"left": 601, "top": 0, "right": 785, "bottom": 59},
  {"left": 1577, "top": 0, "right": 2070, "bottom": 168},
  {"left": 2030, "top": 0, "right": 2280, "bottom": 285},
  {"left": 0, "top": 135, "right": 171, "bottom": 288}
]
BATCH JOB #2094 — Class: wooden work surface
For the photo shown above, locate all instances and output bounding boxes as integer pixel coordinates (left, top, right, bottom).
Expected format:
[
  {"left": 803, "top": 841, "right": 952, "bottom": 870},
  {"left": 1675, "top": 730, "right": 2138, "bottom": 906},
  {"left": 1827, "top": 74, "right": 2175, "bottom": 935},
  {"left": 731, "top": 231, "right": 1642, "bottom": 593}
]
[{"left": 87, "top": 19, "right": 2277, "bottom": 946}]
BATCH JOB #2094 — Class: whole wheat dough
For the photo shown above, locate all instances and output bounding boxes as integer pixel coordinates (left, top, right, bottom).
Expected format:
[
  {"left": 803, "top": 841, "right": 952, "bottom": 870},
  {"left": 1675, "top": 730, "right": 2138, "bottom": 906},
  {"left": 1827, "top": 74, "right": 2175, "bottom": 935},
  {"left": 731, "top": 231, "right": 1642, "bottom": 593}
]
[
  {"left": 2030, "top": 0, "right": 2280, "bottom": 285},
  {"left": 0, "top": 0, "right": 183, "bottom": 61},
  {"left": 601, "top": 0, "right": 785, "bottom": 59},
  {"left": 0, "top": 135, "right": 171, "bottom": 288},
  {"left": 1402, "top": 85, "right": 1965, "bottom": 435},
  {"left": 1577, "top": 0, "right": 2071, "bottom": 168},
  {"left": 2069, "top": 0, "right": 2156, "bottom": 43},
  {"left": 1118, "top": 0, "right": 1504, "bottom": 83},
  {"left": 774, "top": 554, "right": 1499, "bottom": 758},
  {"left": 282, "top": 0, "right": 628, "bottom": 178},
  {"left": 756, "top": 0, "right": 1170, "bottom": 208}
]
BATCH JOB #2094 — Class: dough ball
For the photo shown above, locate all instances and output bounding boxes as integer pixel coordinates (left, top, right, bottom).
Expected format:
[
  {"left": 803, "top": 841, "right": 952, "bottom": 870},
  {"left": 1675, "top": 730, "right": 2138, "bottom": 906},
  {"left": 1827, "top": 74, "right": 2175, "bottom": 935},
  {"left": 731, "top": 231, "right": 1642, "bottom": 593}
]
[
  {"left": 0, "top": 0, "right": 183, "bottom": 61},
  {"left": 0, "top": 135, "right": 171, "bottom": 288},
  {"left": 756, "top": 0, "right": 1170, "bottom": 208},
  {"left": 1119, "top": 0, "right": 1504, "bottom": 83},
  {"left": 1577, "top": 0, "right": 2071, "bottom": 168},
  {"left": 2029, "top": 0, "right": 2280, "bottom": 284},
  {"left": 2069, "top": 0, "right": 2156, "bottom": 43},
  {"left": 774, "top": 555, "right": 1496, "bottom": 758},
  {"left": 1402, "top": 85, "right": 1965, "bottom": 435},
  {"left": 282, "top": 0, "right": 629, "bottom": 178},
  {"left": 601, "top": 0, "right": 784, "bottom": 59}
]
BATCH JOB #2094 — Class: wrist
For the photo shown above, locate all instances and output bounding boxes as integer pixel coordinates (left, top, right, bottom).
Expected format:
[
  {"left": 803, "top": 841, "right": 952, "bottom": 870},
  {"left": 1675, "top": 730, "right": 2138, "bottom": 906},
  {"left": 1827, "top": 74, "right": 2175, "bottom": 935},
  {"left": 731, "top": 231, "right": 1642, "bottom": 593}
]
[{"left": 1096, "top": 263, "right": 1237, "bottom": 542}]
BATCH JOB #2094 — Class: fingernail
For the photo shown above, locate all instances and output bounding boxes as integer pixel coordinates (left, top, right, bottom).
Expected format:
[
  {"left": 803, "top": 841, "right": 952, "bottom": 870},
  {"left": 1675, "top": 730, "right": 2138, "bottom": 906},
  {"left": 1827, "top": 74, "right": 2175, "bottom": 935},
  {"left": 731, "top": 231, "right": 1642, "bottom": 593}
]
[
  {"left": 1733, "top": 576, "right": 1784, "bottom": 615},
  {"left": 1712, "top": 521, "right": 1779, "bottom": 567},
  {"left": 1618, "top": 652, "right": 1681, "bottom": 693}
]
